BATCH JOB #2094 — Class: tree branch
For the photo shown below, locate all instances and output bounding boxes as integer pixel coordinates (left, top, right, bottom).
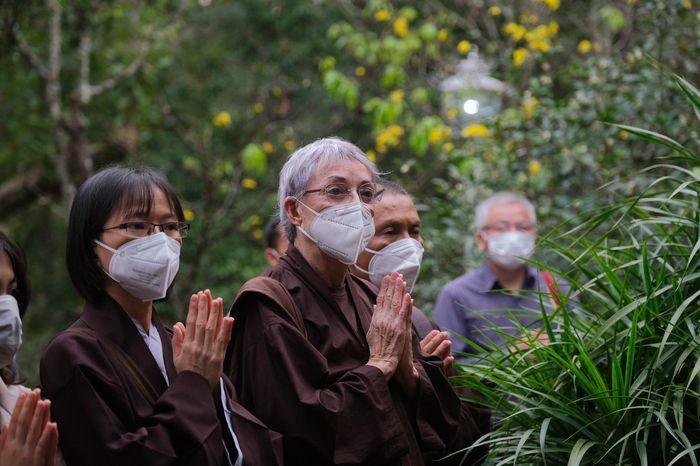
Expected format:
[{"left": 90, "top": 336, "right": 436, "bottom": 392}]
[
  {"left": 11, "top": 24, "right": 48, "bottom": 81},
  {"left": 77, "top": 31, "right": 92, "bottom": 104},
  {"left": 86, "top": 44, "right": 150, "bottom": 98}
]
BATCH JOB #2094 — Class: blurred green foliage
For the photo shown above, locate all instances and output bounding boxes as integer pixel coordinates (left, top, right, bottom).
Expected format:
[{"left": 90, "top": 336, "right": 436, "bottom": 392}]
[{"left": 0, "top": 0, "right": 698, "bottom": 394}]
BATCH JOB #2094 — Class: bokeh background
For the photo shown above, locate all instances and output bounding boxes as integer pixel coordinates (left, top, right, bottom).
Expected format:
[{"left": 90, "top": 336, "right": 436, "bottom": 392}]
[{"left": 1, "top": 0, "right": 697, "bottom": 386}]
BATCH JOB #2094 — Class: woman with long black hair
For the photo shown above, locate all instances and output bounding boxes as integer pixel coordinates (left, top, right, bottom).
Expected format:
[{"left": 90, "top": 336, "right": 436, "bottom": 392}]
[{"left": 40, "top": 166, "right": 281, "bottom": 466}]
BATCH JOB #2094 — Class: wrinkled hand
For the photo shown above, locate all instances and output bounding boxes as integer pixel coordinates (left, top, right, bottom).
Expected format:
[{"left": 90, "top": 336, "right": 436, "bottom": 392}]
[
  {"left": 420, "top": 330, "right": 455, "bottom": 373},
  {"left": 366, "top": 272, "right": 411, "bottom": 380},
  {"left": 173, "top": 290, "right": 234, "bottom": 390},
  {"left": 394, "top": 295, "right": 419, "bottom": 397},
  {"left": 0, "top": 389, "right": 58, "bottom": 466}
]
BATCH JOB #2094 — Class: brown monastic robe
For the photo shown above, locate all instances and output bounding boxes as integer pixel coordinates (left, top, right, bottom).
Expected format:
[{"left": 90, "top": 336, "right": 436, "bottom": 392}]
[
  {"left": 40, "top": 295, "right": 283, "bottom": 466},
  {"left": 226, "top": 245, "right": 489, "bottom": 466}
]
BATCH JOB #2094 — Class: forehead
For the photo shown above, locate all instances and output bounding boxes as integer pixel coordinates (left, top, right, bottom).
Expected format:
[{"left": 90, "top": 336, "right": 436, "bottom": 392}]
[
  {"left": 307, "top": 159, "right": 372, "bottom": 187},
  {"left": 487, "top": 202, "right": 532, "bottom": 222},
  {"left": 375, "top": 193, "right": 419, "bottom": 223},
  {"left": 0, "top": 251, "right": 14, "bottom": 278}
]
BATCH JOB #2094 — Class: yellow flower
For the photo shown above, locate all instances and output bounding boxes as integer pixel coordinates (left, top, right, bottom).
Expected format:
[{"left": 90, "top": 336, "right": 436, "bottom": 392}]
[
  {"left": 284, "top": 140, "right": 296, "bottom": 151},
  {"left": 428, "top": 128, "right": 445, "bottom": 144},
  {"left": 184, "top": 209, "right": 196, "bottom": 222},
  {"left": 374, "top": 9, "right": 392, "bottom": 22},
  {"left": 375, "top": 124, "right": 405, "bottom": 153},
  {"left": 252, "top": 228, "right": 264, "bottom": 240},
  {"left": 249, "top": 214, "right": 262, "bottom": 226},
  {"left": 541, "top": 0, "right": 560, "bottom": 11},
  {"left": 212, "top": 111, "right": 232, "bottom": 128},
  {"left": 262, "top": 141, "right": 274, "bottom": 154},
  {"left": 488, "top": 6, "right": 502, "bottom": 15},
  {"left": 547, "top": 21, "right": 559, "bottom": 36},
  {"left": 253, "top": 103, "right": 264, "bottom": 114},
  {"left": 355, "top": 66, "right": 366, "bottom": 77},
  {"left": 457, "top": 40, "right": 472, "bottom": 55},
  {"left": 619, "top": 130, "right": 629, "bottom": 140},
  {"left": 513, "top": 47, "right": 529, "bottom": 66},
  {"left": 442, "top": 142, "right": 455, "bottom": 152},
  {"left": 522, "top": 95, "right": 539, "bottom": 119},
  {"left": 437, "top": 29, "right": 448, "bottom": 42},
  {"left": 366, "top": 150, "right": 377, "bottom": 163},
  {"left": 578, "top": 39, "right": 592, "bottom": 54},
  {"left": 503, "top": 22, "right": 526, "bottom": 42},
  {"left": 461, "top": 124, "right": 490, "bottom": 138},
  {"left": 272, "top": 86, "right": 282, "bottom": 97},
  {"left": 682, "top": 0, "right": 691, "bottom": 9},
  {"left": 389, "top": 89, "right": 404, "bottom": 102},
  {"left": 528, "top": 39, "right": 551, "bottom": 52},
  {"left": 393, "top": 17, "right": 409, "bottom": 37},
  {"left": 242, "top": 178, "right": 258, "bottom": 189},
  {"left": 593, "top": 42, "right": 603, "bottom": 52},
  {"left": 519, "top": 13, "right": 539, "bottom": 24},
  {"left": 528, "top": 160, "right": 542, "bottom": 176},
  {"left": 446, "top": 107, "right": 459, "bottom": 120}
]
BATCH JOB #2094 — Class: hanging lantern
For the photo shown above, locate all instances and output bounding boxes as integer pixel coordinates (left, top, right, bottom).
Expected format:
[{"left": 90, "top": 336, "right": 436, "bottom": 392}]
[{"left": 439, "top": 48, "right": 506, "bottom": 127}]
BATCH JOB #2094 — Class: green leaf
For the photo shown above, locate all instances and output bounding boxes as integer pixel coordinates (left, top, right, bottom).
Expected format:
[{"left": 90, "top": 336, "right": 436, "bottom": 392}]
[
  {"left": 241, "top": 143, "right": 267, "bottom": 176},
  {"left": 567, "top": 439, "right": 596, "bottom": 466},
  {"left": 610, "top": 123, "right": 695, "bottom": 159}
]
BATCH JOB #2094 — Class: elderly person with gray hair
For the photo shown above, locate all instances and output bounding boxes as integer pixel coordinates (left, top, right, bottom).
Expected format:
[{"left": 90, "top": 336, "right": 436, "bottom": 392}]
[
  {"left": 225, "top": 137, "right": 487, "bottom": 466},
  {"left": 434, "top": 192, "right": 569, "bottom": 362}
]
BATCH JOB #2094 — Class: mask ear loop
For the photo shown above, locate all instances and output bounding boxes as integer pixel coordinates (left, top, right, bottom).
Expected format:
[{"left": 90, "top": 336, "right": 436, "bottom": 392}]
[
  {"left": 93, "top": 240, "right": 121, "bottom": 283},
  {"left": 292, "top": 198, "right": 321, "bottom": 243}
]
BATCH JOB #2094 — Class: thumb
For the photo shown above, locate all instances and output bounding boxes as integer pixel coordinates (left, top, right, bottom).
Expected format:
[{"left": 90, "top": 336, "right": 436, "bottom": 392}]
[{"left": 172, "top": 322, "right": 185, "bottom": 356}]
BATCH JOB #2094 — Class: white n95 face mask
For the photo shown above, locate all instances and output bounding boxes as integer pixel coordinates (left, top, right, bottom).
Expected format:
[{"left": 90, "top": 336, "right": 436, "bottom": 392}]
[
  {"left": 296, "top": 200, "right": 375, "bottom": 265},
  {"left": 0, "top": 294, "right": 22, "bottom": 368},
  {"left": 357, "top": 237, "right": 424, "bottom": 292},
  {"left": 95, "top": 232, "right": 181, "bottom": 302},
  {"left": 486, "top": 231, "right": 535, "bottom": 270}
]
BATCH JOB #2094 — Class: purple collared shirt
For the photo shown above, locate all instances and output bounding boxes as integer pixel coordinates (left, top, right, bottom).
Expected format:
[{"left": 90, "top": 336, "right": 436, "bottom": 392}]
[{"left": 434, "top": 262, "right": 570, "bottom": 361}]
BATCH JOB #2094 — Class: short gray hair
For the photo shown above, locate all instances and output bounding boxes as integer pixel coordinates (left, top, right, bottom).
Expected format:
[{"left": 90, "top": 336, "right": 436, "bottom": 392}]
[
  {"left": 278, "top": 137, "right": 379, "bottom": 242},
  {"left": 475, "top": 192, "right": 536, "bottom": 230}
]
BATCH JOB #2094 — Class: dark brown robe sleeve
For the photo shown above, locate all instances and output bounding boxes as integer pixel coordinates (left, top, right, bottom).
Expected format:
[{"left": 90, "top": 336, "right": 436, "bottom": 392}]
[
  {"left": 231, "top": 297, "right": 410, "bottom": 464},
  {"left": 40, "top": 332, "right": 226, "bottom": 466},
  {"left": 410, "top": 334, "right": 491, "bottom": 465}
]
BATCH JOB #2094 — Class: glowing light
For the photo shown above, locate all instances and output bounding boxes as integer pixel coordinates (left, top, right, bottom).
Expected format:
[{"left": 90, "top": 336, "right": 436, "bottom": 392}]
[{"left": 463, "top": 99, "right": 479, "bottom": 114}]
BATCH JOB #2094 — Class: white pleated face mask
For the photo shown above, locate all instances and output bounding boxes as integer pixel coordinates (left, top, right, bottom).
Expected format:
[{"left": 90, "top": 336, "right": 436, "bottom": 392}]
[
  {"left": 0, "top": 294, "right": 22, "bottom": 368},
  {"left": 296, "top": 199, "right": 375, "bottom": 265},
  {"left": 486, "top": 231, "right": 535, "bottom": 270},
  {"left": 356, "top": 238, "right": 424, "bottom": 292},
  {"left": 95, "top": 232, "right": 181, "bottom": 302}
]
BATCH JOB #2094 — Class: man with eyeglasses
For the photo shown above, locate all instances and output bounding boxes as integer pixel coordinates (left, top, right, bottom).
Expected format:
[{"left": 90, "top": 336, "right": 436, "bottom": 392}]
[{"left": 434, "top": 192, "right": 570, "bottom": 362}]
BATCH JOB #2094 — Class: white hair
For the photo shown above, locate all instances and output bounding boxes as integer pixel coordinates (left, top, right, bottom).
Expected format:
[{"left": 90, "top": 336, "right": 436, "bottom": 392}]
[
  {"left": 475, "top": 191, "right": 537, "bottom": 230},
  {"left": 278, "top": 137, "right": 378, "bottom": 242}
]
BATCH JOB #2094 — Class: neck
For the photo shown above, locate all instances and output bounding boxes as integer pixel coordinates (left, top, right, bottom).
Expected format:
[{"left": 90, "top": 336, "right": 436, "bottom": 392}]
[
  {"left": 294, "top": 236, "right": 348, "bottom": 288},
  {"left": 104, "top": 281, "right": 153, "bottom": 331},
  {"left": 487, "top": 260, "right": 527, "bottom": 291}
]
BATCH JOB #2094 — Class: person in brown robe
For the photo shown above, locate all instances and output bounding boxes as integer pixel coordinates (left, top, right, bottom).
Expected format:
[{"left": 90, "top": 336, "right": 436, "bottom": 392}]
[
  {"left": 226, "top": 137, "right": 489, "bottom": 465},
  {"left": 40, "top": 167, "right": 282, "bottom": 466}
]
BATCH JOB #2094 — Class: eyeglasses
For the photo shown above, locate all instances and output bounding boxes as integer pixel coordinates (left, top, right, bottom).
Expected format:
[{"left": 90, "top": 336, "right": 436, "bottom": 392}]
[
  {"left": 103, "top": 221, "right": 190, "bottom": 239},
  {"left": 303, "top": 182, "right": 384, "bottom": 205},
  {"left": 482, "top": 221, "right": 535, "bottom": 233}
]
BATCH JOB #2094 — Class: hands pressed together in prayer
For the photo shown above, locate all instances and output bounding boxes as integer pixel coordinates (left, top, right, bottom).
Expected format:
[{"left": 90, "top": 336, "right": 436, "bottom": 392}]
[
  {"left": 173, "top": 290, "right": 234, "bottom": 390},
  {"left": 420, "top": 330, "right": 455, "bottom": 372},
  {"left": 0, "top": 389, "right": 58, "bottom": 466},
  {"left": 366, "top": 272, "right": 420, "bottom": 397}
]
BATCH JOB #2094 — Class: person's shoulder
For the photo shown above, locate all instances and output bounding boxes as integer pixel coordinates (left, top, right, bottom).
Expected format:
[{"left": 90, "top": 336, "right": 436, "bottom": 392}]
[
  {"left": 42, "top": 322, "right": 103, "bottom": 367},
  {"left": 40, "top": 320, "right": 113, "bottom": 392},
  {"left": 439, "top": 269, "right": 484, "bottom": 296}
]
